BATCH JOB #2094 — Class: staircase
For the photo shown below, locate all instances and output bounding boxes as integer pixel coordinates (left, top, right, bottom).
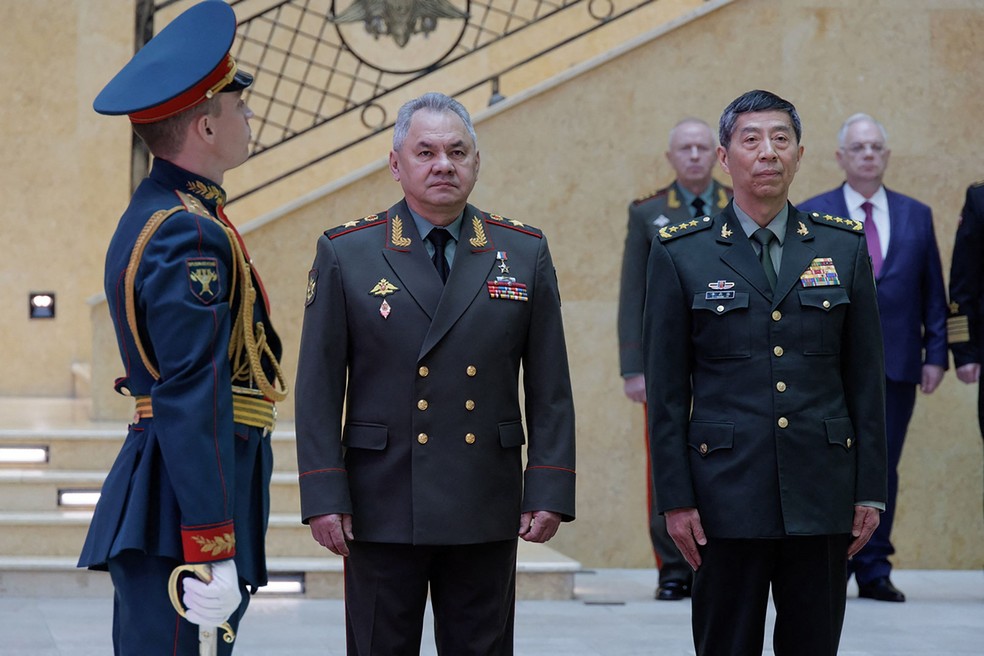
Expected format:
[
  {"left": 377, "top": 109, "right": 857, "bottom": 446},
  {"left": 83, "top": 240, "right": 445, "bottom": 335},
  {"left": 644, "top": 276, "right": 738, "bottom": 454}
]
[{"left": 0, "top": 398, "right": 580, "bottom": 599}]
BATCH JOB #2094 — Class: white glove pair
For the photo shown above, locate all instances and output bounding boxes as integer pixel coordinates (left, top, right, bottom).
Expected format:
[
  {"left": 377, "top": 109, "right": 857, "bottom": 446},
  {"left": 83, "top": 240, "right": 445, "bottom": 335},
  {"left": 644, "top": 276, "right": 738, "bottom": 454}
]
[{"left": 182, "top": 559, "right": 242, "bottom": 628}]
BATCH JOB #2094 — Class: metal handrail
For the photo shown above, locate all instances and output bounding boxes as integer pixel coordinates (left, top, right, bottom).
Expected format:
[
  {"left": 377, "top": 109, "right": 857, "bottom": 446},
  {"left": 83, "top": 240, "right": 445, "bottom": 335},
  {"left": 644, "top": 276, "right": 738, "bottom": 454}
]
[{"left": 142, "top": 0, "right": 659, "bottom": 203}]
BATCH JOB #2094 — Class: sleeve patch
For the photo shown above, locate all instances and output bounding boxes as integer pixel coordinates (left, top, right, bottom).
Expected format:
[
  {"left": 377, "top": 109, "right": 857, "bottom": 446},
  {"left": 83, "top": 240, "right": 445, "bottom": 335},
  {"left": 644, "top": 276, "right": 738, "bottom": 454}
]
[
  {"left": 186, "top": 257, "right": 222, "bottom": 304},
  {"left": 306, "top": 268, "right": 318, "bottom": 306}
]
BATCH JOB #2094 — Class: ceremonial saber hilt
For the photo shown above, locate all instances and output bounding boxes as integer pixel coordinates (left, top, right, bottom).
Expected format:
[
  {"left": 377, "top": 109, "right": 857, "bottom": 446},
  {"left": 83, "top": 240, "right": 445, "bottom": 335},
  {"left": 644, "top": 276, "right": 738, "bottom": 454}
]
[{"left": 168, "top": 563, "right": 236, "bottom": 644}]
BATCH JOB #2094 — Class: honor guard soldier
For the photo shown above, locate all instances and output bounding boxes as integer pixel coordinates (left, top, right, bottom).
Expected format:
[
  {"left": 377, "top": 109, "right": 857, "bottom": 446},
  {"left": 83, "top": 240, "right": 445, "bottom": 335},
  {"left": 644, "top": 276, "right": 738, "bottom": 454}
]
[
  {"left": 295, "top": 92, "right": 576, "bottom": 655},
  {"left": 78, "top": 2, "right": 288, "bottom": 654}
]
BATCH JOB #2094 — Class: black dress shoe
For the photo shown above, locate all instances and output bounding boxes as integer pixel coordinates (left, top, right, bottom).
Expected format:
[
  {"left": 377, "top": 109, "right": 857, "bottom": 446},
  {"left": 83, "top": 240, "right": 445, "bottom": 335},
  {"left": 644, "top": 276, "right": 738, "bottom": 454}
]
[
  {"left": 655, "top": 580, "right": 691, "bottom": 601},
  {"left": 858, "top": 576, "right": 906, "bottom": 602}
]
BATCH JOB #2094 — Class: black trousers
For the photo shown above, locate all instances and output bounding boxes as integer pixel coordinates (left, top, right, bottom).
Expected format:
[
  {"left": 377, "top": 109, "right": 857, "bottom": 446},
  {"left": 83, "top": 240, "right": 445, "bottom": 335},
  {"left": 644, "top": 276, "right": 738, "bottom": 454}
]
[
  {"left": 344, "top": 539, "right": 518, "bottom": 656},
  {"left": 107, "top": 550, "right": 250, "bottom": 656},
  {"left": 691, "top": 535, "right": 851, "bottom": 656}
]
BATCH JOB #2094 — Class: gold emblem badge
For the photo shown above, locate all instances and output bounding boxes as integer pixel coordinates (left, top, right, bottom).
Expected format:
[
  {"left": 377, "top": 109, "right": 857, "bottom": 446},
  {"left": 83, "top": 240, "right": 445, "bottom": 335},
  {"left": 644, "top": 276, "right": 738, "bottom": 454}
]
[
  {"left": 797, "top": 221, "right": 809, "bottom": 236},
  {"left": 716, "top": 187, "right": 729, "bottom": 208},
  {"left": 191, "top": 532, "right": 236, "bottom": 557},
  {"left": 390, "top": 215, "right": 412, "bottom": 247},
  {"left": 469, "top": 216, "right": 488, "bottom": 247},
  {"left": 369, "top": 278, "right": 400, "bottom": 296},
  {"left": 720, "top": 224, "right": 733, "bottom": 239},
  {"left": 667, "top": 188, "right": 681, "bottom": 209},
  {"left": 370, "top": 278, "right": 399, "bottom": 319},
  {"left": 186, "top": 180, "right": 225, "bottom": 203}
]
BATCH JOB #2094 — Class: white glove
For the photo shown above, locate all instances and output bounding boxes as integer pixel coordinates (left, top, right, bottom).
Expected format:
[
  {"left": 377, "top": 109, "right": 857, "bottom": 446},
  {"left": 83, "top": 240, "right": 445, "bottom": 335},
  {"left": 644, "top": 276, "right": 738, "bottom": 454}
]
[{"left": 182, "top": 559, "right": 242, "bottom": 627}]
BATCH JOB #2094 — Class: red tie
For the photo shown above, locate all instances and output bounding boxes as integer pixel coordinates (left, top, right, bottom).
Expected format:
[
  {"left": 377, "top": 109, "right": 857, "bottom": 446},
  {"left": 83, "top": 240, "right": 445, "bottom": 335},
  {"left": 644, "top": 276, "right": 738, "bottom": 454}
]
[{"left": 862, "top": 201, "right": 883, "bottom": 278}]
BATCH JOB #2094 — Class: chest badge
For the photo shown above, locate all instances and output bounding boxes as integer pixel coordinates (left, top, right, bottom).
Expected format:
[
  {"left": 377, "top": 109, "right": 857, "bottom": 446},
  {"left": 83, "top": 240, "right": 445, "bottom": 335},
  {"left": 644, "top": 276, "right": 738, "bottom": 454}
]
[{"left": 369, "top": 278, "right": 400, "bottom": 319}]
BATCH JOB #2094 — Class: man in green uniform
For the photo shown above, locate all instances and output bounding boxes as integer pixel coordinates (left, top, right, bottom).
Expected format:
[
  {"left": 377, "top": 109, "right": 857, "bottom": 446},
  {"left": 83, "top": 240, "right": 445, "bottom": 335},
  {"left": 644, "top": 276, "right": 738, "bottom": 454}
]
[{"left": 643, "top": 90, "right": 887, "bottom": 656}]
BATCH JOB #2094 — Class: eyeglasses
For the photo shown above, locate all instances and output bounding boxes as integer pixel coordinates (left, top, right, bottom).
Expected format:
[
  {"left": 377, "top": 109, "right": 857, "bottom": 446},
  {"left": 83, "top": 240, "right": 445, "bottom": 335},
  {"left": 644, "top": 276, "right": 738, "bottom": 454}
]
[{"left": 843, "top": 142, "right": 886, "bottom": 155}]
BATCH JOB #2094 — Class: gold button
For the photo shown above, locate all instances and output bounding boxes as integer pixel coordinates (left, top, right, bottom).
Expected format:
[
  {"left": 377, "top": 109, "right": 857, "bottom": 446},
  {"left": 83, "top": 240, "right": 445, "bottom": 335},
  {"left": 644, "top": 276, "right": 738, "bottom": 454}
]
[
  {"left": 465, "top": 433, "right": 476, "bottom": 444},
  {"left": 776, "top": 381, "right": 787, "bottom": 392},
  {"left": 418, "top": 366, "right": 429, "bottom": 377},
  {"left": 466, "top": 365, "right": 477, "bottom": 377},
  {"left": 465, "top": 400, "right": 475, "bottom": 411},
  {"left": 772, "top": 310, "right": 782, "bottom": 321},
  {"left": 778, "top": 417, "right": 788, "bottom": 428},
  {"left": 417, "top": 399, "right": 428, "bottom": 411},
  {"left": 773, "top": 346, "right": 784, "bottom": 357},
  {"left": 417, "top": 433, "right": 428, "bottom": 444},
  {"left": 846, "top": 438, "right": 853, "bottom": 449},
  {"left": 699, "top": 443, "right": 708, "bottom": 455},
  {"left": 822, "top": 300, "right": 831, "bottom": 309}
]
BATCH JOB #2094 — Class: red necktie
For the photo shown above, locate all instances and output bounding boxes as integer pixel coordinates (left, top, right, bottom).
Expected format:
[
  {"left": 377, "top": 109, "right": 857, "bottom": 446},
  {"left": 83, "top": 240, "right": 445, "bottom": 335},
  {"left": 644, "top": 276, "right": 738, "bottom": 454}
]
[{"left": 862, "top": 201, "right": 883, "bottom": 278}]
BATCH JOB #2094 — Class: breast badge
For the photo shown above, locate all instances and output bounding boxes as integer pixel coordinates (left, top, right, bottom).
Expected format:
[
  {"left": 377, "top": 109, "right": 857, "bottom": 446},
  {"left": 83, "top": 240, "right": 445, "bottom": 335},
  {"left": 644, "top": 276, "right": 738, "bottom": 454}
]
[
  {"left": 800, "top": 258, "right": 840, "bottom": 287},
  {"left": 706, "top": 280, "right": 736, "bottom": 299},
  {"left": 186, "top": 257, "right": 221, "bottom": 304},
  {"left": 369, "top": 278, "right": 400, "bottom": 318}
]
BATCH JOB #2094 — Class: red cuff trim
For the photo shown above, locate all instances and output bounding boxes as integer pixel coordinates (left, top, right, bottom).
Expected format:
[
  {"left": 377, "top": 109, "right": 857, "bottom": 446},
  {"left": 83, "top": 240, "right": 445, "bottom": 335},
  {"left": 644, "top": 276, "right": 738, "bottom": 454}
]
[{"left": 181, "top": 521, "right": 236, "bottom": 562}]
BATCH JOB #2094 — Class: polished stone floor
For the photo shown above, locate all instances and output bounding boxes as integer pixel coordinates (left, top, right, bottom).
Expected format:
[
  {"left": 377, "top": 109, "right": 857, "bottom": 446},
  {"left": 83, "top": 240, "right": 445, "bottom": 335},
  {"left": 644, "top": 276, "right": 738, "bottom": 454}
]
[{"left": 3, "top": 568, "right": 981, "bottom": 655}]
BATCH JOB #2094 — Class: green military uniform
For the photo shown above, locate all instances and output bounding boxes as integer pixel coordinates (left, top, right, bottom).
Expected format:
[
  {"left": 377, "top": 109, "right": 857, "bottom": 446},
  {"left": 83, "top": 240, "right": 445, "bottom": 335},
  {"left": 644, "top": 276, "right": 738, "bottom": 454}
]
[
  {"left": 618, "top": 180, "right": 732, "bottom": 374},
  {"left": 644, "top": 202, "right": 887, "bottom": 653},
  {"left": 294, "top": 199, "right": 576, "bottom": 654}
]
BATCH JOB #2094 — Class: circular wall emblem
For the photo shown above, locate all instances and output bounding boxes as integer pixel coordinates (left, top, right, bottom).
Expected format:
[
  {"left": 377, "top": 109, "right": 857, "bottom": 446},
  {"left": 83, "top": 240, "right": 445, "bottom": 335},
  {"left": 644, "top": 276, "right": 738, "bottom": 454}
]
[{"left": 331, "top": 0, "right": 470, "bottom": 74}]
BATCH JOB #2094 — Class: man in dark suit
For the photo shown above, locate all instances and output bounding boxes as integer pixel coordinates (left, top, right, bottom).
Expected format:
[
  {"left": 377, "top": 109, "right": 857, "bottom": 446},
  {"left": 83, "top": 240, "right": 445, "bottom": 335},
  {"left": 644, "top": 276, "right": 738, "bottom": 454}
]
[
  {"left": 78, "top": 2, "right": 289, "bottom": 653},
  {"left": 644, "top": 90, "right": 887, "bottom": 656},
  {"left": 294, "top": 92, "right": 576, "bottom": 655},
  {"left": 617, "top": 118, "right": 731, "bottom": 600},
  {"left": 799, "top": 113, "right": 948, "bottom": 603}
]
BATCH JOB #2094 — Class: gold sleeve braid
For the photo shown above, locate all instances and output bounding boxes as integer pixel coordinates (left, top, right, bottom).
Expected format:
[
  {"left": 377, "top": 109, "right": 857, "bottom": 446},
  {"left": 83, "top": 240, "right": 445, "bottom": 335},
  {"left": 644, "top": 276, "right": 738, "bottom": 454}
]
[{"left": 123, "top": 204, "right": 288, "bottom": 402}]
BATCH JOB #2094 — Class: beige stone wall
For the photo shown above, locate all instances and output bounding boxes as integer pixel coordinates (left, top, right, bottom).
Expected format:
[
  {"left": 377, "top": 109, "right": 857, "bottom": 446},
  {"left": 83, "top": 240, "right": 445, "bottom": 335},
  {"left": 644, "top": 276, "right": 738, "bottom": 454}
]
[
  {"left": 4, "top": 0, "right": 983, "bottom": 568},
  {"left": 0, "top": 1, "right": 132, "bottom": 395}
]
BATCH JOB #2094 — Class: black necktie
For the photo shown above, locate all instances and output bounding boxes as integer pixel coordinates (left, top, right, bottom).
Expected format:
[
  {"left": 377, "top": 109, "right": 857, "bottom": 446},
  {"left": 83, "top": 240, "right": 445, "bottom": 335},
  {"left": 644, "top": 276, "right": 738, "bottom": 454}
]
[
  {"left": 691, "top": 197, "right": 706, "bottom": 218},
  {"left": 751, "top": 228, "right": 778, "bottom": 292},
  {"left": 427, "top": 228, "right": 452, "bottom": 283}
]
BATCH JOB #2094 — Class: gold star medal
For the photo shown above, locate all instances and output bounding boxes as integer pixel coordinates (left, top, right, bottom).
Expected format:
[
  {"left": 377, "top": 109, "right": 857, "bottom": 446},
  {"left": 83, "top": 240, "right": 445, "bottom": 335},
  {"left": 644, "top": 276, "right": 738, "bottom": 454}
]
[{"left": 369, "top": 278, "right": 399, "bottom": 319}]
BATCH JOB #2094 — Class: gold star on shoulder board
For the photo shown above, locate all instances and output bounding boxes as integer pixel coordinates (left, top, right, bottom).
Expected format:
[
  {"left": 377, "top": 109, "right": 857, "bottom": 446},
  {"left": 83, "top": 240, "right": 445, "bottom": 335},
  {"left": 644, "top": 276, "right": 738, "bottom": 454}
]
[{"left": 343, "top": 220, "right": 359, "bottom": 228}]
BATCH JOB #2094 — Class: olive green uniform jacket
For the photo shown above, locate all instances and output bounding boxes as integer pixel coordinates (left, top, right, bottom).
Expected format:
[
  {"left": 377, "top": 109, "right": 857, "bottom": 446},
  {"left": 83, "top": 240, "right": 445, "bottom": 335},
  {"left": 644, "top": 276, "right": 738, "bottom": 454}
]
[
  {"left": 643, "top": 203, "right": 887, "bottom": 537},
  {"left": 295, "top": 200, "right": 576, "bottom": 545},
  {"left": 618, "top": 180, "right": 732, "bottom": 376}
]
